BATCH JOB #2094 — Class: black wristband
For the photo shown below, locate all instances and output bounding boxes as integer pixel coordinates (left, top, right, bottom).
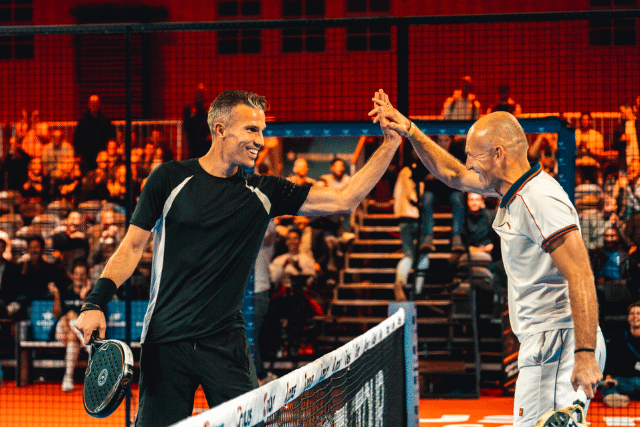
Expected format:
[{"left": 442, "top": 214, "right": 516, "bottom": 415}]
[
  {"left": 83, "top": 278, "right": 117, "bottom": 312},
  {"left": 574, "top": 348, "right": 595, "bottom": 354}
]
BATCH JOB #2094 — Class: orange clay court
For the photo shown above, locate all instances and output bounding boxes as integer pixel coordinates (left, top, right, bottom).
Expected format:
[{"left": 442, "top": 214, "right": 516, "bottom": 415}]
[{"left": 0, "top": 381, "right": 634, "bottom": 427}]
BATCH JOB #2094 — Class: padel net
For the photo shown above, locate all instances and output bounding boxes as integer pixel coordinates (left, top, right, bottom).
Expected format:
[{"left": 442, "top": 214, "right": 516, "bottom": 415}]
[{"left": 171, "top": 305, "right": 418, "bottom": 427}]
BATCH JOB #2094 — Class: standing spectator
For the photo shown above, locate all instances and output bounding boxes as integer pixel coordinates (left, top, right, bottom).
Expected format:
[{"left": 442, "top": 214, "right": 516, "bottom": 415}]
[
  {"left": 486, "top": 84, "right": 522, "bottom": 117},
  {"left": 51, "top": 211, "right": 89, "bottom": 274},
  {"left": 614, "top": 104, "right": 640, "bottom": 173},
  {"left": 182, "top": 83, "right": 210, "bottom": 159},
  {"left": 288, "top": 158, "right": 316, "bottom": 186},
  {"left": 575, "top": 113, "right": 604, "bottom": 161},
  {"left": 601, "top": 301, "right": 640, "bottom": 408},
  {"left": 442, "top": 76, "right": 481, "bottom": 121},
  {"left": 50, "top": 258, "right": 92, "bottom": 391},
  {"left": 393, "top": 161, "right": 431, "bottom": 301},
  {"left": 41, "top": 129, "right": 74, "bottom": 177},
  {"left": 2, "top": 136, "right": 31, "bottom": 191},
  {"left": 74, "top": 95, "right": 116, "bottom": 173}
]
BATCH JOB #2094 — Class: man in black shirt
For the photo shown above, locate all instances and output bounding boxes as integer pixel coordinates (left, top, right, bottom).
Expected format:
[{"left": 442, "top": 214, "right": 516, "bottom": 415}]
[{"left": 76, "top": 89, "right": 402, "bottom": 426}]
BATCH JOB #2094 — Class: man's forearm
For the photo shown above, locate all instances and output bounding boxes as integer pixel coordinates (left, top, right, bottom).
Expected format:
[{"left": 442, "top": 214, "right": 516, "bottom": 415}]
[
  {"left": 568, "top": 276, "right": 599, "bottom": 350},
  {"left": 407, "top": 129, "right": 467, "bottom": 188},
  {"left": 338, "top": 137, "right": 400, "bottom": 211}
]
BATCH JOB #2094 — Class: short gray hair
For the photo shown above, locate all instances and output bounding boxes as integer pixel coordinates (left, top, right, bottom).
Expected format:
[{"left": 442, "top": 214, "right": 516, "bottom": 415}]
[{"left": 207, "top": 90, "right": 268, "bottom": 132}]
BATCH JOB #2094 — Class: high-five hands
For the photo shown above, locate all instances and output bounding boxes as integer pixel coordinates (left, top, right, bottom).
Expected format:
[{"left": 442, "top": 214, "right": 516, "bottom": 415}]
[{"left": 368, "top": 89, "right": 413, "bottom": 137}]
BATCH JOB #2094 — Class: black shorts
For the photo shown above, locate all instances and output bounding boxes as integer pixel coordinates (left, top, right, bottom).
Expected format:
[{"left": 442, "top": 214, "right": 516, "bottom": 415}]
[{"left": 136, "top": 326, "right": 258, "bottom": 427}]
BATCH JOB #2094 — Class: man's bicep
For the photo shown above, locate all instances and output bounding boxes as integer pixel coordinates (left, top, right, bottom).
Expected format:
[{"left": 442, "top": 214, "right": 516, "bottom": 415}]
[
  {"left": 122, "top": 224, "right": 152, "bottom": 253},
  {"left": 298, "top": 186, "right": 346, "bottom": 216},
  {"left": 547, "top": 230, "right": 593, "bottom": 282}
]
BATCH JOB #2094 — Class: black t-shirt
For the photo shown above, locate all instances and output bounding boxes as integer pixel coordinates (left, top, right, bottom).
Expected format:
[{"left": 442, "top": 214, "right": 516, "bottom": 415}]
[
  {"left": 605, "top": 328, "right": 640, "bottom": 378},
  {"left": 130, "top": 159, "right": 310, "bottom": 343}
]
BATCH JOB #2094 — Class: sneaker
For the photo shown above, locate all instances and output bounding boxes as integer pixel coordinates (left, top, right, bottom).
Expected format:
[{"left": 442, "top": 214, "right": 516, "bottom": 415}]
[
  {"left": 61, "top": 376, "right": 75, "bottom": 392},
  {"left": 604, "top": 393, "right": 630, "bottom": 408},
  {"left": 419, "top": 236, "right": 436, "bottom": 253},
  {"left": 451, "top": 235, "right": 465, "bottom": 252}
]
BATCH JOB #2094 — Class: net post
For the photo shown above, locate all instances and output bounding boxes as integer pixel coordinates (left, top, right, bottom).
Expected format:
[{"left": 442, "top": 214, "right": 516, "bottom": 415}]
[{"left": 389, "top": 302, "right": 419, "bottom": 427}]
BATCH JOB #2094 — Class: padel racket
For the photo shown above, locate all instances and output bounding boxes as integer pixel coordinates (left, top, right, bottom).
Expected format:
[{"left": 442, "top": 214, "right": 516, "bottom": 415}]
[
  {"left": 82, "top": 334, "right": 134, "bottom": 418},
  {"left": 534, "top": 388, "right": 588, "bottom": 427}
]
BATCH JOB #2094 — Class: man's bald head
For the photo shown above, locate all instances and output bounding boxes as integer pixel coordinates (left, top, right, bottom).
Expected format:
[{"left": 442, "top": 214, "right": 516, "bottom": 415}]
[{"left": 468, "top": 112, "right": 528, "bottom": 155}]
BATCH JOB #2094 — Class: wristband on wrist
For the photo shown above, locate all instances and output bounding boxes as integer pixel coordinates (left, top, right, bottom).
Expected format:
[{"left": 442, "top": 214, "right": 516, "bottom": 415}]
[
  {"left": 406, "top": 121, "right": 416, "bottom": 138},
  {"left": 82, "top": 277, "right": 117, "bottom": 312},
  {"left": 574, "top": 348, "right": 595, "bottom": 354}
]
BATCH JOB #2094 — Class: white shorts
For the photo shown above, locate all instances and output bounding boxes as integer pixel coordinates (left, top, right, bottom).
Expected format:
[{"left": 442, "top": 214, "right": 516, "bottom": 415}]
[{"left": 513, "top": 328, "right": 606, "bottom": 427}]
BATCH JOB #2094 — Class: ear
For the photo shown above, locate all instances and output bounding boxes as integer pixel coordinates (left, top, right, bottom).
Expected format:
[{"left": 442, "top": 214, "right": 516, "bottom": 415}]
[{"left": 214, "top": 122, "right": 225, "bottom": 138}]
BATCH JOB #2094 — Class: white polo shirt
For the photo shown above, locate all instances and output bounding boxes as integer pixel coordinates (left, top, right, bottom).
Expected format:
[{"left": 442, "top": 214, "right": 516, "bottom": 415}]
[{"left": 493, "top": 163, "right": 578, "bottom": 340}]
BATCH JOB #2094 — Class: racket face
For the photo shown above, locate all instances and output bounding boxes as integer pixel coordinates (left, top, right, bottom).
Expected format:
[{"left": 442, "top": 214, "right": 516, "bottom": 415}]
[{"left": 83, "top": 341, "right": 132, "bottom": 418}]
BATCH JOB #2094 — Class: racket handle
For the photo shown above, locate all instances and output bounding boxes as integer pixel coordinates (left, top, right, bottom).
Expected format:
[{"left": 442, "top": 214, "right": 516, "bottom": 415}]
[{"left": 574, "top": 387, "right": 588, "bottom": 407}]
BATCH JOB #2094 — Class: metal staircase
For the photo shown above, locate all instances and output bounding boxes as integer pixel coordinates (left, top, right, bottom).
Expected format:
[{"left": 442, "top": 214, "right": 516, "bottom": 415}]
[{"left": 319, "top": 201, "right": 503, "bottom": 397}]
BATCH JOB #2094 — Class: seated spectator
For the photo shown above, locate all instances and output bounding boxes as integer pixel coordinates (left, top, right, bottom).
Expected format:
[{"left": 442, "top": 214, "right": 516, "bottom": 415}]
[
  {"left": 149, "top": 129, "right": 174, "bottom": 162},
  {"left": 287, "top": 158, "right": 316, "bottom": 187},
  {"left": 1, "top": 136, "right": 31, "bottom": 191},
  {"left": 577, "top": 195, "right": 605, "bottom": 251},
  {"left": 13, "top": 235, "right": 70, "bottom": 320},
  {"left": 613, "top": 104, "right": 639, "bottom": 173},
  {"left": 20, "top": 158, "right": 50, "bottom": 221},
  {"left": 454, "top": 193, "right": 500, "bottom": 311},
  {"left": 601, "top": 301, "right": 640, "bottom": 408},
  {"left": 51, "top": 211, "right": 89, "bottom": 274},
  {"left": 41, "top": 129, "right": 74, "bottom": 178},
  {"left": 51, "top": 156, "right": 82, "bottom": 203},
  {"left": 575, "top": 112, "right": 604, "bottom": 161},
  {"left": 393, "top": 162, "right": 431, "bottom": 301},
  {"left": 269, "top": 229, "right": 316, "bottom": 292},
  {"left": 87, "top": 208, "right": 124, "bottom": 263},
  {"left": 320, "top": 158, "right": 349, "bottom": 189},
  {"left": 0, "top": 237, "right": 21, "bottom": 319},
  {"left": 21, "top": 115, "right": 47, "bottom": 160},
  {"left": 80, "top": 151, "right": 110, "bottom": 202},
  {"left": 89, "top": 236, "right": 117, "bottom": 285},
  {"left": 540, "top": 156, "right": 557, "bottom": 178},
  {"left": 267, "top": 228, "right": 321, "bottom": 358},
  {"left": 107, "top": 163, "right": 128, "bottom": 206},
  {"left": 574, "top": 165, "right": 603, "bottom": 202},
  {"left": 50, "top": 258, "right": 91, "bottom": 392},
  {"left": 613, "top": 158, "right": 640, "bottom": 220},
  {"left": 590, "top": 227, "right": 639, "bottom": 309},
  {"left": 528, "top": 132, "right": 557, "bottom": 163}
]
